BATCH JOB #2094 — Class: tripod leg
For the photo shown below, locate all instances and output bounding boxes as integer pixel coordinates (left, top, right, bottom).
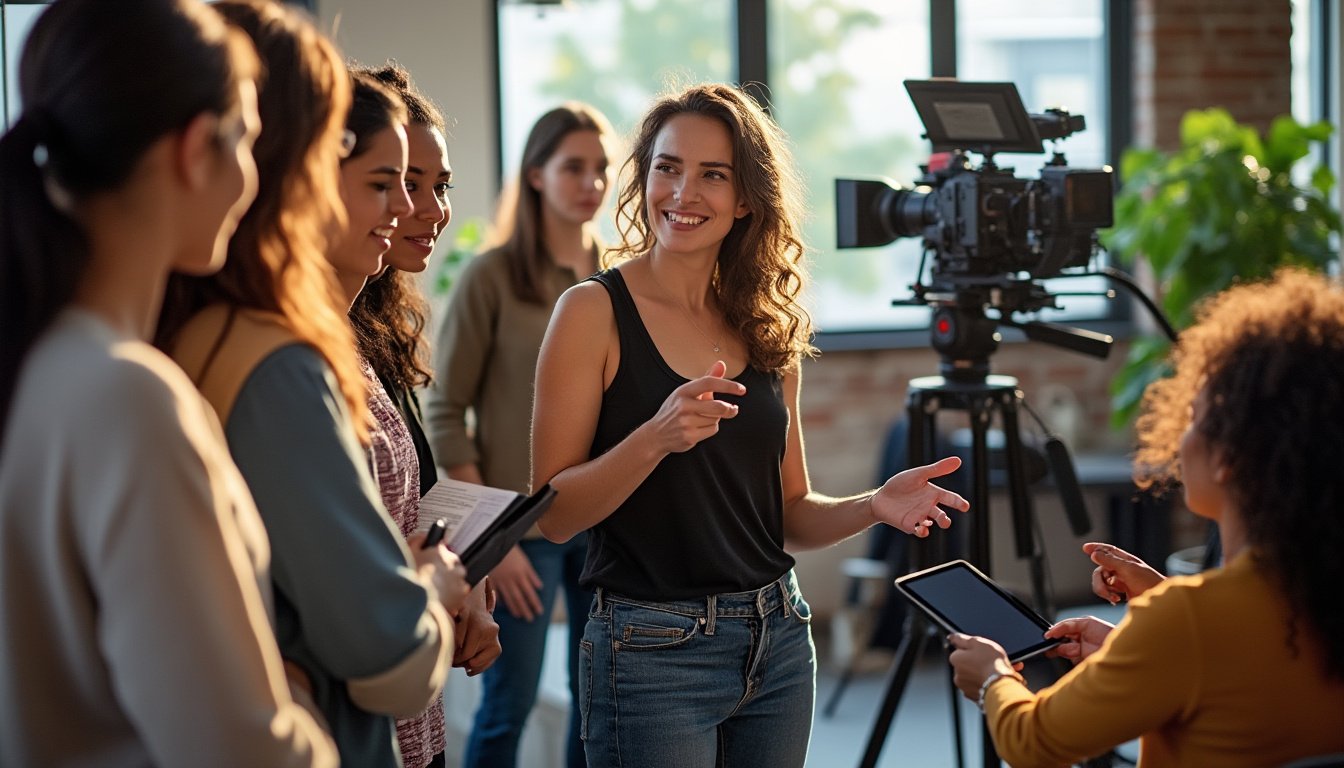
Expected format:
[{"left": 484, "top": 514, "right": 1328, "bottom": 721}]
[
  {"left": 855, "top": 390, "right": 943, "bottom": 768},
  {"left": 967, "top": 396, "right": 1003, "bottom": 768},
  {"left": 1001, "top": 393, "right": 1053, "bottom": 617},
  {"left": 822, "top": 655, "right": 860, "bottom": 718},
  {"left": 967, "top": 397, "right": 993, "bottom": 572},
  {"left": 858, "top": 617, "right": 932, "bottom": 768},
  {"left": 907, "top": 390, "right": 931, "bottom": 469},
  {"left": 947, "top": 662, "right": 965, "bottom": 768}
]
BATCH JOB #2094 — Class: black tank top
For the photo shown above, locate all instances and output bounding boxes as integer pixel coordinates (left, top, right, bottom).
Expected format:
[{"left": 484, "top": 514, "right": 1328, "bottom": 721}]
[{"left": 582, "top": 268, "right": 795, "bottom": 599}]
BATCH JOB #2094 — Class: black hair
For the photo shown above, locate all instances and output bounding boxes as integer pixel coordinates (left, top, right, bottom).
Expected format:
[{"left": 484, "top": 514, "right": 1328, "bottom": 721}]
[
  {"left": 361, "top": 61, "right": 446, "bottom": 132},
  {"left": 0, "top": 0, "right": 252, "bottom": 440},
  {"left": 348, "top": 63, "right": 442, "bottom": 393},
  {"left": 346, "top": 71, "right": 407, "bottom": 162}
]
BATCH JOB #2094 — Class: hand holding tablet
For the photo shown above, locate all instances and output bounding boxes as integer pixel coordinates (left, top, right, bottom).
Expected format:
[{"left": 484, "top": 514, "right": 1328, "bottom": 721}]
[{"left": 895, "top": 559, "right": 1062, "bottom": 663}]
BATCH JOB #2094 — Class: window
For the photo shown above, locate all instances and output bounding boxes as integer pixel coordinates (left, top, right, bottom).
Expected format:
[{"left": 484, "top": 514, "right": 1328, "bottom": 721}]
[
  {"left": 768, "top": 0, "right": 933, "bottom": 333},
  {"left": 497, "top": 0, "right": 1116, "bottom": 340},
  {"left": 1290, "top": 0, "right": 1338, "bottom": 201},
  {"left": 957, "top": 0, "right": 1113, "bottom": 324},
  {"left": 1, "top": 2, "right": 47, "bottom": 129},
  {"left": 496, "top": 0, "right": 734, "bottom": 243}
]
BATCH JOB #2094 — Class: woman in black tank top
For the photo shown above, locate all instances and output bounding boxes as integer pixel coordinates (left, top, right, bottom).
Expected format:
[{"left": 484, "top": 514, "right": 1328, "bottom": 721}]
[{"left": 530, "top": 84, "right": 970, "bottom": 768}]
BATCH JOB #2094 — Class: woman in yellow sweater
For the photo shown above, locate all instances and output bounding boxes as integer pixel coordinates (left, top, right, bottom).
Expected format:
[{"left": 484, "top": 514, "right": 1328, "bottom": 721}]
[{"left": 948, "top": 268, "right": 1344, "bottom": 767}]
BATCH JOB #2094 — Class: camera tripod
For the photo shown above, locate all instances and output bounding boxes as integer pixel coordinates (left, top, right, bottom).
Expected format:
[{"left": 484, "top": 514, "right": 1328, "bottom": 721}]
[{"left": 857, "top": 373, "right": 1056, "bottom": 768}]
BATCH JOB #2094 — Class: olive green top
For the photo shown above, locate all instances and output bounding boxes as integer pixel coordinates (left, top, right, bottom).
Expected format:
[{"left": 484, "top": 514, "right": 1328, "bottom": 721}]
[{"left": 425, "top": 247, "right": 590, "bottom": 510}]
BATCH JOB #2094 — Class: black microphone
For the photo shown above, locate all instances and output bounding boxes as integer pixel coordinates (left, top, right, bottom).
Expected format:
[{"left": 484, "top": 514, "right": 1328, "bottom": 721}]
[{"left": 1045, "top": 436, "right": 1091, "bottom": 536}]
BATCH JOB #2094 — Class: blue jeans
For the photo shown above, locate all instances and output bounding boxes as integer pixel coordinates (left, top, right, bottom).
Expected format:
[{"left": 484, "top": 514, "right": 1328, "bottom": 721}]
[
  {"left": 464, "top": 535, "right": 593, "bottom": 768},
  {"left": 580, "top": 571, "right": 816, "bottom": 768}
]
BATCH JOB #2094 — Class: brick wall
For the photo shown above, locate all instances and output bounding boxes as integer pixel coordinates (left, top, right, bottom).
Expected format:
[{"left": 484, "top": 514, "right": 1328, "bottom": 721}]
[
  {"left": 1134, "top": 0, "right": 1293, "bottom": 149},
  {"left": 797, "top": 340, "right": 1134, "bottom": 497}
]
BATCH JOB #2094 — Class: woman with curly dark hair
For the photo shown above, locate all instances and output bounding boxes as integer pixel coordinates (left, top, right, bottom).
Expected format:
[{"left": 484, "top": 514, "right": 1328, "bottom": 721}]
[
  {"left": 349, "top": 63, "right": 447, "bottom": 499},
  {"left": 343, "top": 63, "right": 502, "bottom": 768},
  {"left": 530, "top": 83, "right": 969, "bottom": 767},
  {"left": 949, "top": 268, "right": 1344, "bottom": 767}
]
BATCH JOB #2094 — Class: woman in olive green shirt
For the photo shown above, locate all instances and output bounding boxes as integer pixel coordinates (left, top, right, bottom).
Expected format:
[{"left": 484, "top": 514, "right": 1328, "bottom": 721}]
[{"left": 426, "top": 103, "right": 614, "bottom": 768}]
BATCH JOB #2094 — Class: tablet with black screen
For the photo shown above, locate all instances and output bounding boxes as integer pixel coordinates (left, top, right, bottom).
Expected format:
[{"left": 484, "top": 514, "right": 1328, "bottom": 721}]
[{"left": 895, "top": 560, "right": 1062, "bottom": 663}]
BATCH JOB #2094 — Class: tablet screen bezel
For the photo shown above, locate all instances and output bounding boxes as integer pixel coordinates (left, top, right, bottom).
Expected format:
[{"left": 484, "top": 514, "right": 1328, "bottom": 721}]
[{"left": 894, "top": 559, "right": 1062, "bottom": 663}]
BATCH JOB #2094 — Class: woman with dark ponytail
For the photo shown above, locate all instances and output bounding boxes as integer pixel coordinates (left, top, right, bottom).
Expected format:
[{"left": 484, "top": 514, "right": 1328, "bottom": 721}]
[{"left": 0, "top": 0, "right": 335, "bottom": 765}]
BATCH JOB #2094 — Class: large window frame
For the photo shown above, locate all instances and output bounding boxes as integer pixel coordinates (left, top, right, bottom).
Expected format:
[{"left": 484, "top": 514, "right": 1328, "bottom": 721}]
[{"left": 494, "top": 0, "right": 1140, "bottom": 350}]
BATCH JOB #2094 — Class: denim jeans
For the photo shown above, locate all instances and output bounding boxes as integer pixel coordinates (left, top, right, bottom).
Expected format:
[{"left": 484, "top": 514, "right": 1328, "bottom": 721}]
[
  {"left": 579, "top": 571, "right": 816, "bottom": 768},
  {"left": 464, "top": 535, "right": 593, "bottom": 768}
]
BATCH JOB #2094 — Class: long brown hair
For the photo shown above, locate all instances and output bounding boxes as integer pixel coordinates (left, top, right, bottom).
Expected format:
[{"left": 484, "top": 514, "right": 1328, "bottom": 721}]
[
  {"left": 156, "top": 0, "right": 368, "bottom": 438},
  {"left": 608, "top": 84, "right": 815, "bottom": 373},
  {"left": 348, "top": 62, "right": 441, "bottom": 392},
  {"left": 1135, "top": 268, "right": 1344, "bottom": 680},
  {"left": 0, "top": 0, "right": 255, "bottom": 442},
  {"left": 494, "top": 102, "right": 613, "bottom": 305}
]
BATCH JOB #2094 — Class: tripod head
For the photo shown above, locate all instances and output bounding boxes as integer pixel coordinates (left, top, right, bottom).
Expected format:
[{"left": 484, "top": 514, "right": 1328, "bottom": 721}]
[
  {"left": 899, "top": 274, "right": 1115, "bottom": 382},
  {"left": 897, "top": 276, "right": 1101, "bottom": 539}
]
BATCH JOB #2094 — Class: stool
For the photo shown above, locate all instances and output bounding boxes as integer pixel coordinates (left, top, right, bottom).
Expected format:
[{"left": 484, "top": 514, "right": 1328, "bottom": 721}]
[{"left": 822, "top": 556, "right": 892, "bottom": 717}]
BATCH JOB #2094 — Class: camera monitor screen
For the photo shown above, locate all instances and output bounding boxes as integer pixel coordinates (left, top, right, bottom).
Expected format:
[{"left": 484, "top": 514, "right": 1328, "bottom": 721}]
[
  {"left": 895, "top": 559, "right": 1062, "bottom": 663},
  {"left": 904, "top": 80, "right": 1045, "bottom": 155}
]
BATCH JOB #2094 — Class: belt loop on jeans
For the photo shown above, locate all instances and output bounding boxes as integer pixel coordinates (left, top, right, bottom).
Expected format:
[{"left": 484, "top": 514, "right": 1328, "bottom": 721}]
[
  {"left": 778, "top": 577, "right": 792, "bottom": 619},
  {"left": 705, "top": 594, "right": 717, "bottom": 635},
  {"left": 594, "top": 586, "right": 605, "bottom": 614}
]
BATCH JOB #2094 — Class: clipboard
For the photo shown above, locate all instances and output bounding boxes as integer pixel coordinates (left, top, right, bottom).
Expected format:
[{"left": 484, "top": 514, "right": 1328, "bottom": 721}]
[{"left": 418, "top": 480, "right": 558, "bottom": 586}]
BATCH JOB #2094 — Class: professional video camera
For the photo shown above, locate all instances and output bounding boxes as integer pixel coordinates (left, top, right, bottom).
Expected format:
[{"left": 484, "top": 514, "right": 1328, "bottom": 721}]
[{"left": 836, "top": 80, "right": 1116, "bottom": 380}]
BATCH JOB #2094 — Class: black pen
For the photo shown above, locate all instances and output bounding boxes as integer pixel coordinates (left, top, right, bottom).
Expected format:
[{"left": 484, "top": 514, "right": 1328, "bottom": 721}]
[{"left": 421, "top": 519, "right": 447, "bottom": 549}]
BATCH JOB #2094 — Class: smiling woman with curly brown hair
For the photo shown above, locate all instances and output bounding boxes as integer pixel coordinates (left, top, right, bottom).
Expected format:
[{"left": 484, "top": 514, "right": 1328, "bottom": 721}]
[
  {"left": 949, "top": 268, "right": 1344, "bottom": 768},
  {"left": 530, "top": 83, "right": 971, "bottom": 767}
]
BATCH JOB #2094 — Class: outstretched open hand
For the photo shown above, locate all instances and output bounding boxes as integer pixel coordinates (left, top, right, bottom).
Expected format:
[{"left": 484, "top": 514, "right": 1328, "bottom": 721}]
[{"left": 869, "top": 456, "right": 969, "bottom": 537}]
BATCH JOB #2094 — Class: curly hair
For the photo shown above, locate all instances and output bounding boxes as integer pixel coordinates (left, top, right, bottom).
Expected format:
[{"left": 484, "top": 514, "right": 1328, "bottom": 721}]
[
  {"left": 350, "top": 269, "right": 432, "bottom": 390},
  {"left": 345, "top": 71, "right": 406, "bottom": 161},
  {"left": 347, "top": 62, "right": 442, "bottom": 391},
  {"left": 1134, "top": 268, "right": 1344, "bottom": 681},
  {"left": 608, "top": 83, "right": 816, "bottom": 373},
  {"left": 361, "top": 61, "right": 445, "bottom": 132}
]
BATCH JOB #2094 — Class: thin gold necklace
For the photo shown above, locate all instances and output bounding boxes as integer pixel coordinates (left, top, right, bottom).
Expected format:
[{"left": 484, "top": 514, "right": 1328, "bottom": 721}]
[{"left": 648, "top": 262, "right": 722, "bottom": 354}]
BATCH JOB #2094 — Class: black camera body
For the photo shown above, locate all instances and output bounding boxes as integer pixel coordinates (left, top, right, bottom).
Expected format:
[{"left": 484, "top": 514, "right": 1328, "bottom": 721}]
[
  {"left": 835, "top": 80, "right": 1116, "bottom": 376},
  {"left": 839, "top": 153, "right": 1113, "bottom": 281}
]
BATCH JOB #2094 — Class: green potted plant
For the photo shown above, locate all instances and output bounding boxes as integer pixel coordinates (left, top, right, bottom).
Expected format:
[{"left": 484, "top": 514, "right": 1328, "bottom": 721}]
[
  {"left": 432, "top": 216, "right": 489, "bottom": 299},
  {"left": 1102, "top": 108, "right": 1340, "bottom": 425}
]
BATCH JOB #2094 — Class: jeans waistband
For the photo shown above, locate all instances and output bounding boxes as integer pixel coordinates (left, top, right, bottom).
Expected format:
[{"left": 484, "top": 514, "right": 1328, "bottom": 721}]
[{"left": 594, "top": 571, "right": 797, "bottom": 635}]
